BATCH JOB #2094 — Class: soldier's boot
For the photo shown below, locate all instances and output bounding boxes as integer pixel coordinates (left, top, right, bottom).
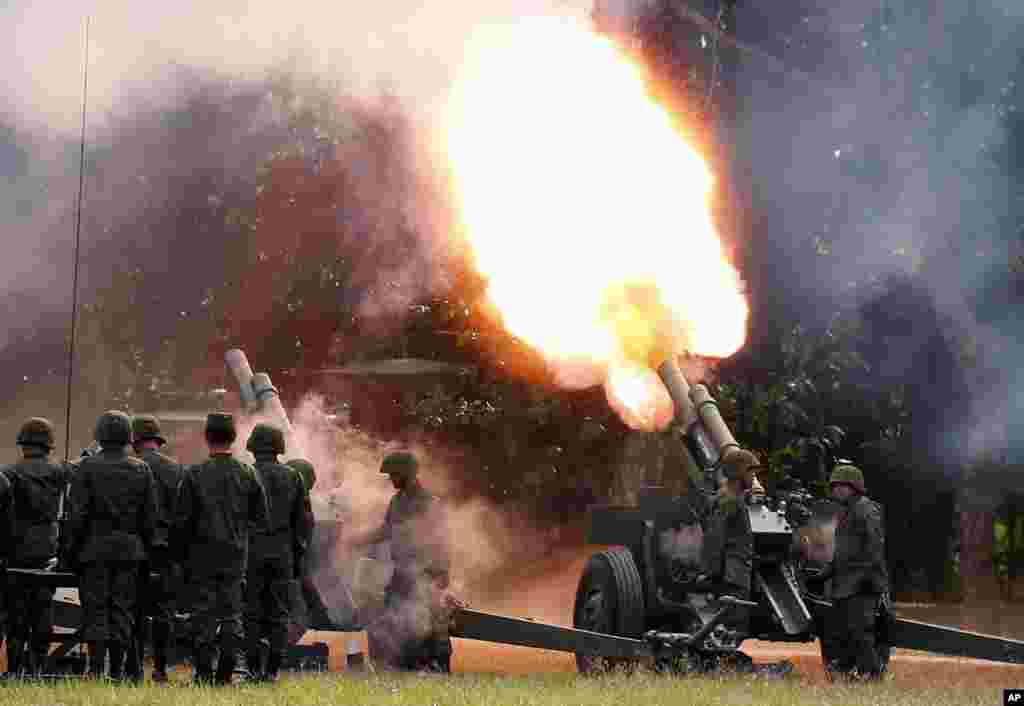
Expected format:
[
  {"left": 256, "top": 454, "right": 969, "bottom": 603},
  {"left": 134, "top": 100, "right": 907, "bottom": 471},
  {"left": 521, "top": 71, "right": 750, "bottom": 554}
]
[
  {"left": 151, "top": 622, "right": 172, "bottom": 683},
  {"left": 108, "top": 643, "right": 127, "bottom": 682},
  {"left": 86, "top": 641, "right": 107, "bottom": 679},
  {"left": 264, "top": 651, "right": 283, "bottom": 683},
  {"left": 215, "top": 649, "right": 238, "bottom": 686},
  {"left": 244, "top": 648, "right": 264, "bottom": 682},
  {"left": 192, "top": 648, "right": 215, "bottom": 686}
]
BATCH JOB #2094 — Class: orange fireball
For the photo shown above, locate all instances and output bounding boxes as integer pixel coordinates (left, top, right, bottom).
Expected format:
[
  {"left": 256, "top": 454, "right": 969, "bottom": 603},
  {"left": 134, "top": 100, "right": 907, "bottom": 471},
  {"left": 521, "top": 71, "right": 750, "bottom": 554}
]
[{"left": 445, "top": 16, "right": 747, "bottom": 429}]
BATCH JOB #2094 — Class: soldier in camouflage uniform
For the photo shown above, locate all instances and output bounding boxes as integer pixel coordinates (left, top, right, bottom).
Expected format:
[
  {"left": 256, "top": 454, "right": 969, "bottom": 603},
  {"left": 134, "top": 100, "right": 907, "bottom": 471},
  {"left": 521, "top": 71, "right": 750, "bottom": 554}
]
[
  {"left": 243, "top": 424, "right": 310, "bottom": 682},
  {"left": 820, "top": 463, "right": 889, "bottom": 681},
  {"left": 128, "top": 415, "right": 183, "bottom": 683},
  {"left": 3, "top": 417, "right": 74, "bottom": 677},
  {"left": 366, "top": 452, "right": 452, "bottom": 672},
  {"left": 173, "top": 413, "right": 268, "bottom": 685},
  {"left": 694, "top": 448, "right": 764, "bottom": 602},
  {"left": 66, "top": 411, "right": 163, "bottom": 680},
  {"left": 0, "top": 465, "right": 11, "bottom": 677},
  {"left": 285, "top": 459, "right": 334, "bottom": 630}
]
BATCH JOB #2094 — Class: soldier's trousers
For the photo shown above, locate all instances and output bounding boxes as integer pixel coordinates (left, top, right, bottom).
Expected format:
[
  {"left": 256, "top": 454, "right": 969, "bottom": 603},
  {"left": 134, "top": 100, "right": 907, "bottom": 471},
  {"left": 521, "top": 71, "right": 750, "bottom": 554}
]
[
  {"left": 244, "top": 561, "right": 294, "bottom": 658},
  {"left": 7, "top": 559, "right": 56, "bottom": 661},
  {"left": 367, "top": 566, "right": 452, "bottom": 672},
  {"left": 824, "top": 593, "right": 882, "bottom": 678},
  {"left": 190, "top": 571, "right": 244, "bottom": 677},
  {"left": 80, "top": 561, "right": 140, "bottom": 644}
]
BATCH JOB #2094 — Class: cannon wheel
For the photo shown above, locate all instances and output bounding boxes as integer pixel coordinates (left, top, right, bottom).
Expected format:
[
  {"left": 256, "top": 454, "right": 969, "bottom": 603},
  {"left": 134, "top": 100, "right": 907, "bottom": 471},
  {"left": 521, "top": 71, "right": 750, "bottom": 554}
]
[{"left": 573, "top": 547, "right": 645, "bottom": 674}]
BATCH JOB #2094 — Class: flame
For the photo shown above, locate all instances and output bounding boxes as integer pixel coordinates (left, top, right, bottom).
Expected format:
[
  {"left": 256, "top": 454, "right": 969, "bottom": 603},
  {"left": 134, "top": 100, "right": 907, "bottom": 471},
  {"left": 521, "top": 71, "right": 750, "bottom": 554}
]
[{"left": 445, "top": 17, "right": 748, "bottom": 429}]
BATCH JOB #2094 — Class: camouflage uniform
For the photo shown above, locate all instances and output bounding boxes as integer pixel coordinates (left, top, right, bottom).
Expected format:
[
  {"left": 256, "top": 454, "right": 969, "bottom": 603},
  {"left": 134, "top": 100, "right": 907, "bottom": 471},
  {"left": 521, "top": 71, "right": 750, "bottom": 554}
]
[
  {"left": 823, "top": 464, "right": 889, "bottom": 680},
  {"left": 127, "top": 415, "right": 183, "bottom": 682},
  {"left": 243, "top": 425, "right": 310, "bottom": 681},
  {"left": 697, "top": 449, "right": 762, "bottom": 598},
  {"left": 67, "top": 411, "right": 163, "bottom": 679},
  {"left": 3, "top": 418, "right": 74, "bottom": 677},
  {"left": 285, "top": 459, "right": 333, "bottom": 632},
  {"left": 367, "top": 452, "right": 451, "bottom": 672},
  {"left": 173, "top": 413, "right": 268, "bottom": 685}
]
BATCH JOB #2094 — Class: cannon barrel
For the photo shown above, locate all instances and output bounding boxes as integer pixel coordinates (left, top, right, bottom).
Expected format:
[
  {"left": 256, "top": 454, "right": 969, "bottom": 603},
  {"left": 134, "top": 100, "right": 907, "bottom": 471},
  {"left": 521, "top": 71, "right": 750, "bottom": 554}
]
[
  {"left": 225, "top": 348, "right": 292, "bottom": 433},
  {"left": 655, "top": 357, "right": 732, "bottom": 472}
]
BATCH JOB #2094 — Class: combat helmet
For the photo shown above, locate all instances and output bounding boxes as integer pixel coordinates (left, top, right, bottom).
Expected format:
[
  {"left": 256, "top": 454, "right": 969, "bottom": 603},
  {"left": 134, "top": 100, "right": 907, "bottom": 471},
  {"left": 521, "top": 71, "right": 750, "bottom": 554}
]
[
  {"left": 131, "top": 414, "right": 166, "bottom": 446},
  {"left": 95, "top": 410, "right": 133, "bottom": 446},
  {"left": 829, "top": 462, "right": 865, "bottom": 494},
  {"left": 246, "top": 423, "right": 285, "bottom": 456},
  {"left": 17, "top": 417, "right": 55, "bottom": 450},
  {"left": 380, "top": 451, "right": 418, "bottom": 477},
  {"left": 286, "top": 458, "right": 317, "bottom": 493}
]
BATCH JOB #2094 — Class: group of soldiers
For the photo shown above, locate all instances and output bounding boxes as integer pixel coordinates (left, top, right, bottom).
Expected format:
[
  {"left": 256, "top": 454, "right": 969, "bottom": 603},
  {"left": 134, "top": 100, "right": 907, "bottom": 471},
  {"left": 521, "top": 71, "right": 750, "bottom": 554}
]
[
  {"left": 690, "top": 445, "right": 890, "bottom": 681},
  {"left": 0, "top": 410, "right": 452, "bottom": 685}
]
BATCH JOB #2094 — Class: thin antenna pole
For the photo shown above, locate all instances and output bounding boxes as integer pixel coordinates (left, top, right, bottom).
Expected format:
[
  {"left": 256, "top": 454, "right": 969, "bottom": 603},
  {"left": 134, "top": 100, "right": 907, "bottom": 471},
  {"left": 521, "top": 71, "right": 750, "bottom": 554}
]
[{"left": 64, "top": 16, "right": 90, "bottom": 463}]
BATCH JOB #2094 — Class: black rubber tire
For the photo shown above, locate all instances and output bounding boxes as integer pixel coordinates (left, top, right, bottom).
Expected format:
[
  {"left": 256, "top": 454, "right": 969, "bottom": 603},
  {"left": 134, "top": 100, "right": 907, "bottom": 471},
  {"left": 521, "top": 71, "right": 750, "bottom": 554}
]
[{"left": 573, "top": 547, "right": 645, "bottom": 674}]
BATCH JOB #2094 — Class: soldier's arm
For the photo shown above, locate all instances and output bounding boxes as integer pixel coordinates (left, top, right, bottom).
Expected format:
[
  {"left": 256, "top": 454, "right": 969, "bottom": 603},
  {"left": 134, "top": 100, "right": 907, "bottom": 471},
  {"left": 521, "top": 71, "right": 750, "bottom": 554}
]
[
  {"left": 861, "top": 502, "right": 886, "bottom": 567},
  {"left": 250, "top": 468, "right": 270, "bottom": 532},
  {"left": 292, "top": 475, "right": 312, "bottom": 560},
  {"left": 171, "top": 469, "right": 195, "bottom": 563},
  {"left": 65, "top": 464, "right": 90, "bottom": 565},
  {"left": 141, "top": 466, "right": 166, "bottom": 555}
]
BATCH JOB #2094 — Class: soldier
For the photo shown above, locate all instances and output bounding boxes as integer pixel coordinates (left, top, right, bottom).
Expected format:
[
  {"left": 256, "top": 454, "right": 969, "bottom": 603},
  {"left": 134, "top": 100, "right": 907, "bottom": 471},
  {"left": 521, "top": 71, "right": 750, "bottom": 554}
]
[
  {"left": 698, "top": 448, "right": 764, "bottom": 603},
  {"left": 0, "top": 466, "right": 11, "bottom": 677},
  {"left": 366, "top": 451, "right": 452, "bottom": 673},
  {"left": 820, "top": 463, "right": 889, "bottom": 681},
  {"left": 3, "top": 417, "right": 73, "bottom": 677},
  {"left": 243, "top": 424, "right": 310, "bottom": 682},
  {"left": 173, "top": 413, "right": 268, "bottom": 685},
  {"left": 285, "top": 459, "right": 335, "bottom": 630},
  {"left": 128, "top": 415, "right": 183, "bottom": 683},
  {"left": 66, "top": 411, "right": 163, "bottom": 680}
]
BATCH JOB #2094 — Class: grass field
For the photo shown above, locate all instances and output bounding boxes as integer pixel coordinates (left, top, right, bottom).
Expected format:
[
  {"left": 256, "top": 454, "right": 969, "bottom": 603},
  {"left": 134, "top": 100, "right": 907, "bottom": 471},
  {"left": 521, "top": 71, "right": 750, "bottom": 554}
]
[{"left": 0, "top": 669, "right": 1012, "bottom": 706}]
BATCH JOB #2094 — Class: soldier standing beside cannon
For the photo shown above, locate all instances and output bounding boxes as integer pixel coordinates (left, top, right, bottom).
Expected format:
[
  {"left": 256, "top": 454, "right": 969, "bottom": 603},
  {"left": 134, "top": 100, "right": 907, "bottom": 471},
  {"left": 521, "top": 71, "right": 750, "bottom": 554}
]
[
  {"left": 366, "top": 451, "right": 453, "bottom": 673},
  {"left": 819, "top": 463, "right": 889, "bottom": 681},
  {"left": 243, "top": 424, "right": 310, "bottom": 682},
  {"left": 66, "top": 411, "right": 163, "bottom": 680},
  {"left": 173, "top": 413, "right": 269, "bottom": 685},
  {"left": 3, "top": 418, "right": 74, "bottom": 678}
]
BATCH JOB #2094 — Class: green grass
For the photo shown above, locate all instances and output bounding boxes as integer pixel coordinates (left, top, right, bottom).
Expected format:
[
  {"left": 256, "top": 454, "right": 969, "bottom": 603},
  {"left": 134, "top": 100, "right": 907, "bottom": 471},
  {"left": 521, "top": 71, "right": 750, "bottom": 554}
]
[{"left": 0, "top": 672, "right": 1007, "bottom": 706}]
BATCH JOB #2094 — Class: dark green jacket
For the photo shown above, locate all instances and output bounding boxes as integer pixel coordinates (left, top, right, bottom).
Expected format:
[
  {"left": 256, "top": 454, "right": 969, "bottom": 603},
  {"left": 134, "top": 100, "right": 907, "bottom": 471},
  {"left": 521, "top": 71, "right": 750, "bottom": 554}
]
[
  {"left": 174, "top": 453, "right": 269, "bottom": 575},
  {"left": 250, "top": 456, "right": 311, "bottom": 566},
  {"left": 3, "top": 454, "right": 74, "bottom": 564},
  {"left": 67, "top": 448, "right": 163, "bottom": 563},
  {"left": 831, "top": 495, "right": 889, "bottom": 599}
]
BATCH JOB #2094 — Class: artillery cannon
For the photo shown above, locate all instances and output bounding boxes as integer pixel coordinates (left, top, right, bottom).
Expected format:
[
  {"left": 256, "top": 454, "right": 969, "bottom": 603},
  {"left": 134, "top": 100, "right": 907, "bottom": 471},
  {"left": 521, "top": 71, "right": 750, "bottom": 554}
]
[{"left": 449, "top": 357, "right": 1024, "bottom": 674}]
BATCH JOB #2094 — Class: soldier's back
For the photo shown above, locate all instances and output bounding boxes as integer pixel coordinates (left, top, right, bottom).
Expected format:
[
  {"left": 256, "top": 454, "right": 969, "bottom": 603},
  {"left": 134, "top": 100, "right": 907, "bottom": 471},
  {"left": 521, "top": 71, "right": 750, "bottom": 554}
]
[
  {"left": 3, "top": 457, "right": 71, "bottom": 563},
  {"left": 180, "top": 455, "right": 263, "bottom": 573},
  {"left": 251, "top": 460, "right": 303, "bottom": 563},
  {"left": 72, "top": 451, "right": 156, "bottom": 562}
]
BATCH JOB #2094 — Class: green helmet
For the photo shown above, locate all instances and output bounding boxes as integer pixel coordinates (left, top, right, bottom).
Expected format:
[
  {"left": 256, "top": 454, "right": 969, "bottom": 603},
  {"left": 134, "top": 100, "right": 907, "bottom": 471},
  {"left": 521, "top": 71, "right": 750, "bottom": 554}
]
[
  {"left": 131, "top": 414, "right": 166, "bottom": 445},
  {"left": 380, "top": 451, "right": 418, "bottom": 477},
  {"left": 17, "top": 417, "right": 55, "bottom": 450},
  {"left": 829, "top": 463, "right": 865, "bottom": 494},
  {"left": 286, "top": 458, "right": 317, "bottom": 492},
  {"left": 246, "top": 423, "right": 285, "bottom": 455},
  {"left": 95, "top": 410, "right": 133, "bottom": 446},
  {"left": 205, "top": 413, "right": 237, "bottom": 444}
]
